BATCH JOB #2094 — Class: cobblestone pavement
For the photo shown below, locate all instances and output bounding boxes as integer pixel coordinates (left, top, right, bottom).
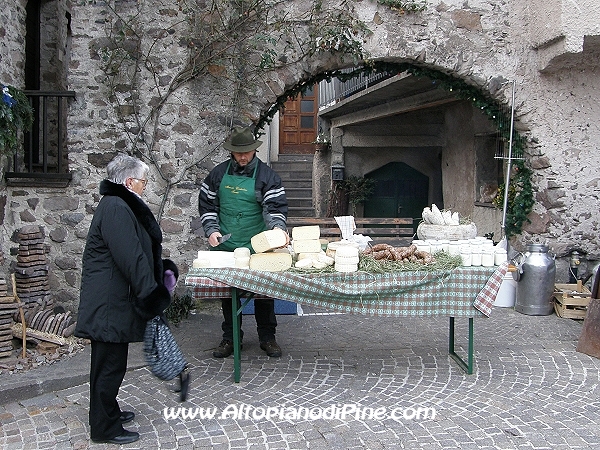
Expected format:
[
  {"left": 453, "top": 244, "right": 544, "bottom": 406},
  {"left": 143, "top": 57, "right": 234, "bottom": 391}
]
[{"left": 1, "top": 301, "right": 599, "bottom": 449}]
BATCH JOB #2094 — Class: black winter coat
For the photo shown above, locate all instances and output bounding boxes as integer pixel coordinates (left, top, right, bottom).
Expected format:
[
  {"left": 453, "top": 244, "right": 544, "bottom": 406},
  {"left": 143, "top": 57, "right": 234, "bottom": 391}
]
[{"left": 74, "top": 180, "right": 177, "bottom": 343}]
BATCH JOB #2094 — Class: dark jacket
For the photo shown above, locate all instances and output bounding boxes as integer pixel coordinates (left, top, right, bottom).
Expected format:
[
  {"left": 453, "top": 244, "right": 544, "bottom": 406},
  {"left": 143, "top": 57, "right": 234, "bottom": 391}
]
[
  {"left": 198, "top": 155, "right": 288, "bottom": 237},
  {"left": 75, "top": 180, "right": 177, "bottom": 342}
]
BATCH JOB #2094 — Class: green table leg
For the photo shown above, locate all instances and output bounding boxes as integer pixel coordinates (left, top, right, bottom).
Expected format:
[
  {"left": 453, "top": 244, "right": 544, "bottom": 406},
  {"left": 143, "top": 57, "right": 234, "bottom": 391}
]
[
  {"left": 232, "top": 289, "right": 253, "bottom": 383},
  {"left": 448, "top": 317, "right": 474, "bottom": 374}
]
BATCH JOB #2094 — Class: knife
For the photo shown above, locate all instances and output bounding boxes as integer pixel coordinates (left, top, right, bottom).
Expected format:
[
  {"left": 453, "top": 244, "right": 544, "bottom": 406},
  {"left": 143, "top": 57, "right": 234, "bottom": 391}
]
[{"left": 217, "top": 233, "right": 232, "bottom": 244}]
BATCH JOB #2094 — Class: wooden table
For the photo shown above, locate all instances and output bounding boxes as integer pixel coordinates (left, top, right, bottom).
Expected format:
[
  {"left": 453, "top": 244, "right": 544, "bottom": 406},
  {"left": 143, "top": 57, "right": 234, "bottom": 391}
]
[{"left": 185, "top": 263, "right": 508, "bottom": 382}]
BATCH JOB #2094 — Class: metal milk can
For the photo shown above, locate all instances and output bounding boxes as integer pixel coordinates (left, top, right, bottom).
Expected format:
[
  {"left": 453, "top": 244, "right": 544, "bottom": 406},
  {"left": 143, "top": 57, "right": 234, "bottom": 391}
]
[{"left": 514, "top": 244, "right": 556, "bottom": 315}]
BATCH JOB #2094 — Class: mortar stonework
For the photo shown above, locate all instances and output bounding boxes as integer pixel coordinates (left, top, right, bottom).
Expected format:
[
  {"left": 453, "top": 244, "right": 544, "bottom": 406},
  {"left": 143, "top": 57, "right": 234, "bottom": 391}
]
[{"left": 1, "top": 0, "right": 599, "bottom": 310}]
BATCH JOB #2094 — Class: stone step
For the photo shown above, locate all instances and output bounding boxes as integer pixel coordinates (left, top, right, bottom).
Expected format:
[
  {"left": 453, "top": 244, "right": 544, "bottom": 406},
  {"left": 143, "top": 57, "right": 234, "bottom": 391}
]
[
  {"left": 286, "top": 197, "right": 313, "bottom": 208},
  {"left": 287, "top": 206, "right": 316, "bottom": 218}
]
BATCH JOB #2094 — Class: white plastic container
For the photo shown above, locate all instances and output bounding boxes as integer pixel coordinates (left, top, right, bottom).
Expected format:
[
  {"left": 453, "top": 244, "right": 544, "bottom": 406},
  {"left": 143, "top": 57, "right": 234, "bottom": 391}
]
[
  {"left": 439, "top": 239, "right": 450, "bottom": 253},
  {"left": 471, "top": 248, "right": 482, "bottom": 266},
  {"left": 494, "top": 272, "right": 517, "bottom": 307},
  {"left": 460, "top": 245, "right": 472, "bottom": 266},
  {"left": 494, "top": 248, "right": 508, "bottom": 265},
  {"left": 448, "top": 241, "right": 461, "bottom": 256},
  {"left": 481, "top": 247, "right": 494, "bottom": 267}
]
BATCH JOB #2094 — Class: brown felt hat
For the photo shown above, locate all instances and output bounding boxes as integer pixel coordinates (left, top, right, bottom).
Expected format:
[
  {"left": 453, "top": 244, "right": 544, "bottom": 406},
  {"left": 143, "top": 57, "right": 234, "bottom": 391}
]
[{"left": 222, "top": 126, "right": 262, "bottom": 152}]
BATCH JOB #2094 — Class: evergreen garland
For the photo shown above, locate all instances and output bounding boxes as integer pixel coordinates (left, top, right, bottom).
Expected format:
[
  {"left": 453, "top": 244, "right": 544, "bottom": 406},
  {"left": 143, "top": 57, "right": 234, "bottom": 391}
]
[{"left": 257, "top": 61, "right": 534, "bottom": 237}]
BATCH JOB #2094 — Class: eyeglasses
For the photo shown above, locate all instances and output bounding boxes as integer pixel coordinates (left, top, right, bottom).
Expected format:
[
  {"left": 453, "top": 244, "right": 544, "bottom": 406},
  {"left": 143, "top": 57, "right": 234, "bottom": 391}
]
[{"left": 131, "top": 178, "right": 148, "bottom": 187}]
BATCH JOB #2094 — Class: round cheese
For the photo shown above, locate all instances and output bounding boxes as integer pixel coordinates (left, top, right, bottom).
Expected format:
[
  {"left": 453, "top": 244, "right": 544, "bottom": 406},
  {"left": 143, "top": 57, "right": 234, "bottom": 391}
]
[
  {"left": 335, "top": 246, "right": 359, "bottom": 258},
  {"left": 335, "top": 255, "right": 360, "bottom": 265},
  {"left": 335, "top": 262, "right": 358, "bottom": 273}
]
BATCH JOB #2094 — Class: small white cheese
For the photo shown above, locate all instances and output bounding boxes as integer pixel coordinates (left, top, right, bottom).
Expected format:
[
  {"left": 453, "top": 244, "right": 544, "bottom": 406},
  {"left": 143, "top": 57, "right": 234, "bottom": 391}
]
[
  {"left": 294, "top": 258, "right": 314, "bottom": 269},
  {"left": 317, "top": 254, "right": 335, "bottom": 265}
]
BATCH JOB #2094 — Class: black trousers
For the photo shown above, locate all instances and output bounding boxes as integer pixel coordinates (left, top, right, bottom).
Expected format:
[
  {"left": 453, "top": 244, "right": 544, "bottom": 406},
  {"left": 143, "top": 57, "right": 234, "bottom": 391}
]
[
  {"left": 89, "top": 341, "right": 129, "bottom": 441},
  {"left": 221, "top": 297, "right": 277, "bottom": 342}
]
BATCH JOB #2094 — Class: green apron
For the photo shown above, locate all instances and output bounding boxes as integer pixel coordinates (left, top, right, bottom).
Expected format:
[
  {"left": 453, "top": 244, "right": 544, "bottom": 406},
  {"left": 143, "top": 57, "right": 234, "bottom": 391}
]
[{"left": 215, "top": 161, "right": 266, "bottom": 252}]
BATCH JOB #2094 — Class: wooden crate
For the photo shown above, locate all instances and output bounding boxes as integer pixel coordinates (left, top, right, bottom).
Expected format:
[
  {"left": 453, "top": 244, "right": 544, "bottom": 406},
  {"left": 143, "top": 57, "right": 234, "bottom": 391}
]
[{"left": 554, "top": 282, "right": 592, "bottom": 319}]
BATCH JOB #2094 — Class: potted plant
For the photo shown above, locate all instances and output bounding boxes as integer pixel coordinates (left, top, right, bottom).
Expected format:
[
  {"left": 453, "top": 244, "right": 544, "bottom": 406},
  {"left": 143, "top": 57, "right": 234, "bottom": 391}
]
[
  {"left": 312, "top": 132, "right": 331, "bottom": 151},
  {"left": 1, "top": 85, "right": 34, "bottom": 157}
]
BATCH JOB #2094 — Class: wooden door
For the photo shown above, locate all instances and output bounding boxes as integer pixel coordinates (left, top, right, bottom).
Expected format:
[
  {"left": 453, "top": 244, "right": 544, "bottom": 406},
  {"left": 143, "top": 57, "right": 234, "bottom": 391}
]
[
  {"left": 279, "top": 85, "right": 318, "bottom": 154},
  {"left": 364, "top": 162, "right": 429, "bottom": 233}
]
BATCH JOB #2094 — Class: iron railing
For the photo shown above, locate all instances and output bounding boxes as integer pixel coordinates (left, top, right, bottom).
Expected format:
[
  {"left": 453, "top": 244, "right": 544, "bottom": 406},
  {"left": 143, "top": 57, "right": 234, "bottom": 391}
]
[
  {"left": 318, "top": 70, "right": 392, "bottom": 110},
  {"left": 5, "top": 90, "right": 75, "bottom": 183}
]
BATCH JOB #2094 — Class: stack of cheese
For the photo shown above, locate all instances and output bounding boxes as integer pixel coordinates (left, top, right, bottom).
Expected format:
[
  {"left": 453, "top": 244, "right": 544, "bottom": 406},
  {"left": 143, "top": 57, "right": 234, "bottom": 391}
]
[
  {"left": 234, "top": 247, "right": 251, "bottom": 268},
  {"left": 334, "top": 245, "right": 360, "bottom": 273},
  {"left": 291, "top": 225, "right": 322, "bottom": 254},
  {"left": 249, "top": 229, "right": 292, "bottom": 271}
]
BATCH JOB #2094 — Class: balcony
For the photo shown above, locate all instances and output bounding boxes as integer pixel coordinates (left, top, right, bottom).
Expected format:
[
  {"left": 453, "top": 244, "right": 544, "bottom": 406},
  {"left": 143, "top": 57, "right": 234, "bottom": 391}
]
[{"left": 4, "top": 90, "right": 76, "bottom": 187}]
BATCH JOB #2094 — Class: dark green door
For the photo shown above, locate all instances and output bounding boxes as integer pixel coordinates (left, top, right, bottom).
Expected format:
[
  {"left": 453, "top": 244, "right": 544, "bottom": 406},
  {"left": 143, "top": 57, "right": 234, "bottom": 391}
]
[{"left": 364, "top": 162, "right": 429, "bottom": 227}]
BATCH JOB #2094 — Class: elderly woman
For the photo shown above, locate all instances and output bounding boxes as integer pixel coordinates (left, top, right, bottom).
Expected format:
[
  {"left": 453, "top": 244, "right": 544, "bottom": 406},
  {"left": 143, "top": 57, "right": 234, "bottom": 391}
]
[{"left": 75, "top": 154, "right": 186, "bottom": 445}]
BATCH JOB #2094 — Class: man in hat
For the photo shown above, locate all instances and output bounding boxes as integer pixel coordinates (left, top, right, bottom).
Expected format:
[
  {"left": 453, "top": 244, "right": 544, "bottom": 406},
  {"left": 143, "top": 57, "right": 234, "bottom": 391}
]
[{"left": 199, "top": 126, "right": 289, "bottom": 358}]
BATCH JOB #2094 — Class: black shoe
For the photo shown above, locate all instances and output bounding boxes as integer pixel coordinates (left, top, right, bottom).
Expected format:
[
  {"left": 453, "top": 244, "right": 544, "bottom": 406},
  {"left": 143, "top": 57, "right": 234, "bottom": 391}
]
[
  {"left": 119, "top": 411, "right": 135, "bottom": 424},
  {"left": 92, "top": 429, "right": 139, "bottom": 445},
  {"left": 260, "top": 340, "right": 282, "bottom": 357},
  {"left": 177, "top": 369, "right": 191, "bottom": 402},
  {"left": 213, "top": 339, "right": 242, "bottom": 358}
]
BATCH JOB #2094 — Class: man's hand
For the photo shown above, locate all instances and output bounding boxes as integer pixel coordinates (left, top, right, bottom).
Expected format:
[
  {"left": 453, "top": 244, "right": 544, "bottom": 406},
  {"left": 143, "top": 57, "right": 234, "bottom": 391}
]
[{"left": 208, "top": 231, "right": 222, "bottom": 247}]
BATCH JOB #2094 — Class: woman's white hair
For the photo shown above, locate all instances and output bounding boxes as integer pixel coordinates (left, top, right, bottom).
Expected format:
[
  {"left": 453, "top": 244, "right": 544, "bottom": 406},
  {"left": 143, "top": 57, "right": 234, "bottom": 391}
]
[{"left": 106, "top": 154, "right": 149, "bottom": 184}]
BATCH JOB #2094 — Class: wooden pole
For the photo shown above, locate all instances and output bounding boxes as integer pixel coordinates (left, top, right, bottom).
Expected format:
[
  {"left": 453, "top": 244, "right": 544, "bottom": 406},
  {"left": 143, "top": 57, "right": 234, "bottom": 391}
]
[{"left": 11, "top": 273, "right": 26, "bottom": 358}]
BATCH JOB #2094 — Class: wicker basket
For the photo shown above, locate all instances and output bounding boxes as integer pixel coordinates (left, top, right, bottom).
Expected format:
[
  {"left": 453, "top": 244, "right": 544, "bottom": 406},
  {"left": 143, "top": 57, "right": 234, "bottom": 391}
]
[{"left": 416, "top": 222, "right": 477, "bottom": 241}]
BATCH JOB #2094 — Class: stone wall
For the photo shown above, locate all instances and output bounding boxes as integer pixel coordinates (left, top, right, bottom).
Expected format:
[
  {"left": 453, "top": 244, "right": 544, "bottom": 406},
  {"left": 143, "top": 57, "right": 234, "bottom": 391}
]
[{"left": 1, "top": 0, "right": 600, "bottom": 311}]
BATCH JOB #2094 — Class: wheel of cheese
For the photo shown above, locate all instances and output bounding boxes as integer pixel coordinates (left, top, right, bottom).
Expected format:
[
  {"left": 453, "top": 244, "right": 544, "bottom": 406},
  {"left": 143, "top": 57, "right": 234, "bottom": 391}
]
[
  {"left": 249, "top": 252, "right": 292, "bottom": 271},
  {"left": 234, "top": 247, "right": 251, "bottom": 258},
  {"left": 334, "top": 255, "right": 360, "bottom": 265},
  {"left": 335, "top": 246, "right": 359, "bottom": 258},
  {"left": 335, "top": 262, "right": 358, "bottom": 273}
]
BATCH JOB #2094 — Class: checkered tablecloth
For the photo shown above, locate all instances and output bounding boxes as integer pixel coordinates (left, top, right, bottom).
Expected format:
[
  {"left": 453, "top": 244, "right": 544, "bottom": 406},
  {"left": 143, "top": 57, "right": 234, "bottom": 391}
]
[{"left": 185, "top": 262, "right": 508, "bottom": 318}]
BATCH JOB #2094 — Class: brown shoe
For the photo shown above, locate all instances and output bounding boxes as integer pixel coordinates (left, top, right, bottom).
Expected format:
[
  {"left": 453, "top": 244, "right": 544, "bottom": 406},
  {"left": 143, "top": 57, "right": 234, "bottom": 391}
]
[
  {"left": 213, "top": 339, "right": 242, "bottom": 358},
  {"left": 260, "top": 340, "right": 282, "bottom": 357}
]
